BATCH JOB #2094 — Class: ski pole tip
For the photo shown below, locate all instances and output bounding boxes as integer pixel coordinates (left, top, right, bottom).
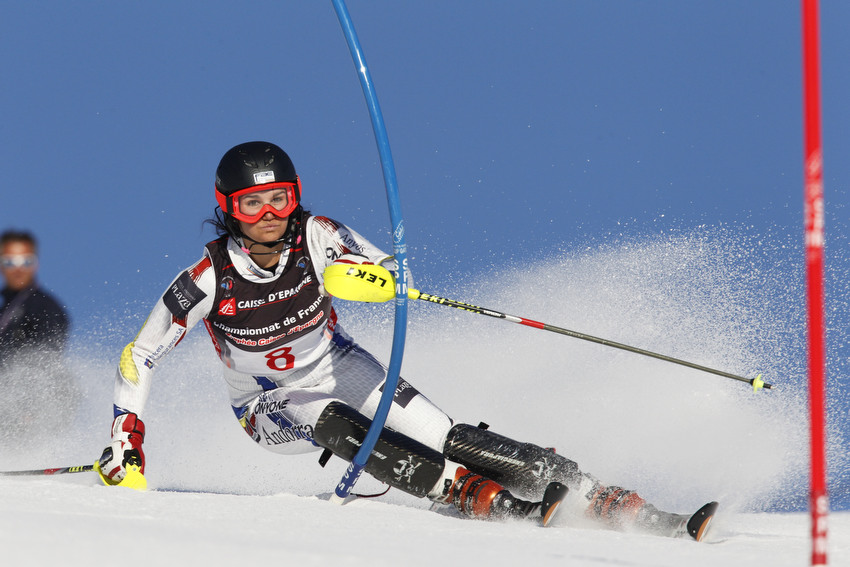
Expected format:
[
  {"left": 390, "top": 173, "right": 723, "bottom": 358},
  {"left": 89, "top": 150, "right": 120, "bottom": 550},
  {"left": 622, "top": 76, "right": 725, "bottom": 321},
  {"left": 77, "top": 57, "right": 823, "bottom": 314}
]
[{"left": 328, "top": 492, "right": 349, "bottom": 505}]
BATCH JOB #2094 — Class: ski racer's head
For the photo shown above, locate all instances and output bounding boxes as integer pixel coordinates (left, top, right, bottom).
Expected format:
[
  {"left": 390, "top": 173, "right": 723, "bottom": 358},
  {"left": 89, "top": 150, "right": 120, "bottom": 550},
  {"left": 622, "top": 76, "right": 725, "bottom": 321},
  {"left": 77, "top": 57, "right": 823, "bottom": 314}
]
[{"left": 213, "top": 141, "right": 303, "bottom": 251}]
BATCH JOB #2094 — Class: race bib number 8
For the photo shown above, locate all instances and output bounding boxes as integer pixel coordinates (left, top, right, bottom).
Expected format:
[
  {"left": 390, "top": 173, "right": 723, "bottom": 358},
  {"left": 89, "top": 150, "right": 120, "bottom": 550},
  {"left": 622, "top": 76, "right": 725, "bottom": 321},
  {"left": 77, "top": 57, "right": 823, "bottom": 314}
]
[{"left": 265, "top": 347, "right": 295, "bottom": 371}]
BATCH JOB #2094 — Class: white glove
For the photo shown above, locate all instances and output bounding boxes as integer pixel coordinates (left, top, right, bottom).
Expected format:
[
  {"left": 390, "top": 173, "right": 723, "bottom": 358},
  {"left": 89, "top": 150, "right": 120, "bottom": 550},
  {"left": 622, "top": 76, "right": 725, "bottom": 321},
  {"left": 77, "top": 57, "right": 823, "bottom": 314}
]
[{"left": 98, "top": 412, "right": 145, "bottom": 485}]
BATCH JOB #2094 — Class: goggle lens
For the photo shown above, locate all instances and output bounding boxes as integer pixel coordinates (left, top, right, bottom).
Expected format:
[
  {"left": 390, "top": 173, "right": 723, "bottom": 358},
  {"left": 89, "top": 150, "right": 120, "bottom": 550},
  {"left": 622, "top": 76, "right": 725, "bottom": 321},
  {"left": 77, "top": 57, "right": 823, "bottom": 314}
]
[
  {"left": 217, "top": 181, "right": 300, "bottom": 223},
  {"left": 237, "top": 188, "right": 291, "bottom": 216}
]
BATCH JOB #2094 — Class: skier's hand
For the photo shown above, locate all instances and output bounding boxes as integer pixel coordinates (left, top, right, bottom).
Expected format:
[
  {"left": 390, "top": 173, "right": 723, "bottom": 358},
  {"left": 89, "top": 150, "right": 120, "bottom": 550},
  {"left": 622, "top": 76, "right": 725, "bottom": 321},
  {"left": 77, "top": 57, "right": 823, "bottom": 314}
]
[
  {"left": 320, "top": 254, "right": 413, "bottom": 296},
  {"left": 379, "top": 256, "right": 414, "bottom": 290},
  {"left": 98, "top": 412, "right": 146, "bottom": 485}
]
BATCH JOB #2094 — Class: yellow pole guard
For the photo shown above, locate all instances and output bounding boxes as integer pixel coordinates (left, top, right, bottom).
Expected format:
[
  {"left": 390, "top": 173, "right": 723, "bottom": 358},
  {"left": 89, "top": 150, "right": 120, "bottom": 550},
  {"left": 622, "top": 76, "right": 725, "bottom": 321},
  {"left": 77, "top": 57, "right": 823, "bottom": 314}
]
[
  {"left": 323, "top": 263, "right": 397, "bottom": 302},
  {"left": 95, "top": 460, "right": 148, "bottom": 491}
]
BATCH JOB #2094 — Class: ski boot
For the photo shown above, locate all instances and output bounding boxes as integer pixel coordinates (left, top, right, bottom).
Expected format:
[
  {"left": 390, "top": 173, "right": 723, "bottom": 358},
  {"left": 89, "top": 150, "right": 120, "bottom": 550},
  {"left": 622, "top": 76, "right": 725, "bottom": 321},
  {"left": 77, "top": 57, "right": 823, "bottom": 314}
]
[
  {"left": 634, "top": 501, "right": 719, "bottom": 541},
  {"left": 587, "top": 484, "right": 718, "bottom": 541},
  {"left": 435, "top": 467, "right": 567, "bottom": 527}
]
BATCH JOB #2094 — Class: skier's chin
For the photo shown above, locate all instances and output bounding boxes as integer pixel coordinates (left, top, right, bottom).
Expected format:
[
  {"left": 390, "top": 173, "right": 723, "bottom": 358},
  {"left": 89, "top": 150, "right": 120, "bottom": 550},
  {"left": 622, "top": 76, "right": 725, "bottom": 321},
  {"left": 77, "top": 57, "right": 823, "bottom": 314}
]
[{"left": 242, "top": 219, "right": 288, "bottom": 242}]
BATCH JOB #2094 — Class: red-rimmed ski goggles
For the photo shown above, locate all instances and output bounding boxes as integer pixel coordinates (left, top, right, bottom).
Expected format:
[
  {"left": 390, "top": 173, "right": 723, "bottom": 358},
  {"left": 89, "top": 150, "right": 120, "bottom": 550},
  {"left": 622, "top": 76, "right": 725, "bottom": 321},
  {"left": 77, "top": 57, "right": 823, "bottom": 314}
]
[{"left": 215, "top": 179, "right": 301, "bottom": 224}]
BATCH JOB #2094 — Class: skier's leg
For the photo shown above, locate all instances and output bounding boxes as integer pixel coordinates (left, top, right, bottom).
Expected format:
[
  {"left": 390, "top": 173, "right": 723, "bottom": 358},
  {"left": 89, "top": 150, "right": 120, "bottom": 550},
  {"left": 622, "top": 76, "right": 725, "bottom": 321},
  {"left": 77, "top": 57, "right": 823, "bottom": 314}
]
[
  {"left": 324, "top": 329, "right": 454, "bottom": 453},
  {"left": 443, "top": 423, "right": 712, "bottom": 538},
  {"left": 227, "top": 328, "right": 453, "bottom": 456},
  {"left": 443, "top": 422, "right": 584, "bottom": 497},
  {"left": 312, "top": 401, "right": 564, "bottom": 524}
]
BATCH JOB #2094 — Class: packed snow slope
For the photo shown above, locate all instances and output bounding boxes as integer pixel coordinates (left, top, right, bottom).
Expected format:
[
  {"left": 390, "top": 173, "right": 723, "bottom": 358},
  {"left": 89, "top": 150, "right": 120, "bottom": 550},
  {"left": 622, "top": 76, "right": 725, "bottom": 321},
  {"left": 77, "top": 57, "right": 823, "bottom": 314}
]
[
  {"left": 1, "top": 479, "right": 848, "bottom": 567},
  {"left": 2, "top": 226, "right": 848, "bottom": 566}
]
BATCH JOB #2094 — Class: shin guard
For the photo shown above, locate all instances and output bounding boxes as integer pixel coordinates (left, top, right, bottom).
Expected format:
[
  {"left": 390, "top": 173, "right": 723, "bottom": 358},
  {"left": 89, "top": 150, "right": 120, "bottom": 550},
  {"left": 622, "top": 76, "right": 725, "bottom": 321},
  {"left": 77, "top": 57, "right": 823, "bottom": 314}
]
[
  {"left": 443, "top": 423, "right": 581, "bottom": 498},
  {"left": 313, "top": 401, "right": 444, "bottom": 498}
]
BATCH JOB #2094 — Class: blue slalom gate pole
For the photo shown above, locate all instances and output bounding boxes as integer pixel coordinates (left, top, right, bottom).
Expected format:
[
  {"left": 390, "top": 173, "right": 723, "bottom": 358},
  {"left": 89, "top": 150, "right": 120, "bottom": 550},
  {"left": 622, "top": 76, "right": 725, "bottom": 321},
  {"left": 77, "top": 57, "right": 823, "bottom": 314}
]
[{"left": 330, "top": 0, "right": 409, "bottom": 503}]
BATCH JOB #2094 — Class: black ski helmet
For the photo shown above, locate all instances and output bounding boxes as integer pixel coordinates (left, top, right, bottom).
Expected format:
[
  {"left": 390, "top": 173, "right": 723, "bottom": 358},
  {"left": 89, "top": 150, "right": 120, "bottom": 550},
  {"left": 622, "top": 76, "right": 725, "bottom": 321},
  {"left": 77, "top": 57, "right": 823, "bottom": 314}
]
[
  {"left": 213, "top": 141, "right": 303, "bottom": 248},
  {"left": 215, "top": 141, "right": 301, "bottom": 214}
]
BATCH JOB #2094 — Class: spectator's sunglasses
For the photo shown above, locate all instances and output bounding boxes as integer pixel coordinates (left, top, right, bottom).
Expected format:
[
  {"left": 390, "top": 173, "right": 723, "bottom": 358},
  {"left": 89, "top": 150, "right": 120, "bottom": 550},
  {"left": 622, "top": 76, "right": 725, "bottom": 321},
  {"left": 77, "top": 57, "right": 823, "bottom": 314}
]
[{"left": 0, "top": 254, "right": 38, "bottom": 269}]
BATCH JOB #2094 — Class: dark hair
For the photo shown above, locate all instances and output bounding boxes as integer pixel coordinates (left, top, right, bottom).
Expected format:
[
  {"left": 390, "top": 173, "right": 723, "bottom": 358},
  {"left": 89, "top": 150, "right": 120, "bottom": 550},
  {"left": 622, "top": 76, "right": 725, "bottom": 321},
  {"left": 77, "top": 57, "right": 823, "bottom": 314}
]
[
  {"left": 1, "top": 230, "right": 38, "bottom": 254},
  {"left": 203, "top": 207, "right": 236, "bottom": 238}
]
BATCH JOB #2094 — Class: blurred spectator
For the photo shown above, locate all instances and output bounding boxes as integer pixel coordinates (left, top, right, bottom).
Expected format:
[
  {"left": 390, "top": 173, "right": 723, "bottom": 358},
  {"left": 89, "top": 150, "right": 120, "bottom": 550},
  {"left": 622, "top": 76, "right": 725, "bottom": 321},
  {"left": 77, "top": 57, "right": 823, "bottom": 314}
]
[
  {"left": 0, "top": 230, "right": 75, "bottom": 445},
  {"left": 0, "top": 230, "right": 70, "bottom": 360}
]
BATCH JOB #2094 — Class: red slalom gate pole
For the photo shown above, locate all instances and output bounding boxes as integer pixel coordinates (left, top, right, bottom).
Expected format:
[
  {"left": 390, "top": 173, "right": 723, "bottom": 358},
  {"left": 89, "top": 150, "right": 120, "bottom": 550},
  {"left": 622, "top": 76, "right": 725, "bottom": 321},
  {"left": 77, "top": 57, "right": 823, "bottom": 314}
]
[{"left": 802, "top": 0, "right": 828, "bottom": 564}]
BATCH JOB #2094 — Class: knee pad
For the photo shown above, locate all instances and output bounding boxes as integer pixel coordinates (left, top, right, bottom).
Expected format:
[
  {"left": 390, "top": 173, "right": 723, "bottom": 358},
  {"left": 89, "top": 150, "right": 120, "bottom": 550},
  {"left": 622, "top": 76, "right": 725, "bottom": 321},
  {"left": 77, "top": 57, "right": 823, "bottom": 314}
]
[{"left": 314, "top": 401, "right": 445, "bottom": 498}]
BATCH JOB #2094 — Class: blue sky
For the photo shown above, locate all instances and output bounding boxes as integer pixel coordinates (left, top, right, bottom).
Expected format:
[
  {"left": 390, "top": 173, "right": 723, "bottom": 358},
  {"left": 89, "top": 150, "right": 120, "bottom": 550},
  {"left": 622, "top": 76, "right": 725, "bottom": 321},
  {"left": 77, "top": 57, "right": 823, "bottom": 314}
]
[
  {"left": 0, "top": 4, "right": 843, "bottom": 274},
  {"left": 2, "top": 2, "right": 847, "bottom": 304},
  {"left": 0, "top": 0, "right": 850, "bottom": 378},
  {"left": 3, "top": 4, "right": 848, "bottom": 371},
  {"left": 2, "top": 2, "right": 848, "bottom": 476}
]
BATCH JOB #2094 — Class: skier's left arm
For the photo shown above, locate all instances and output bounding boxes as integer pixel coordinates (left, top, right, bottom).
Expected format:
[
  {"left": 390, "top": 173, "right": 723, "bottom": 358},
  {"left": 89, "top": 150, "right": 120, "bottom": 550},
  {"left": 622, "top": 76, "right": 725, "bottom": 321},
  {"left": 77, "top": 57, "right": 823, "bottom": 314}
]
[{"left": 306, "top": 215, "right": 413, "bottom": 289}]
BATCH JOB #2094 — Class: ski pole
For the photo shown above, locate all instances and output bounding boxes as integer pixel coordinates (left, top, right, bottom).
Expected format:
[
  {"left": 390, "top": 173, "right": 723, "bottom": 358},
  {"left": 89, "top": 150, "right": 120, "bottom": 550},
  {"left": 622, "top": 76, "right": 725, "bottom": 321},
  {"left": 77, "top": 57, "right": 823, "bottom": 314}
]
[
  {"left": 0, "top": 464, "right": 95, "bottom": 476},
  {"left": 0, "top": 461, "right": 147, "bottom": 490},
  {"left": 322, "top": 263, "right": 772, "bottom": 391}
]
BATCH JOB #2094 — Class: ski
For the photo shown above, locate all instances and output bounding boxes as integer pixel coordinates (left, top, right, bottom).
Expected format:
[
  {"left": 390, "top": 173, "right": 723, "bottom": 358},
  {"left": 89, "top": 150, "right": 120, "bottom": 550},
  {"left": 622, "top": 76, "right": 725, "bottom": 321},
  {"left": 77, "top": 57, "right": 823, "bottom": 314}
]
[
  {"left": 685, "top": 501, "right": 719, "bottom": 542},
  {"left": 540, "top": 482, "right": 569, "bottom": 527},
  {"left": 638, "top": 500, "right": 719, "bottom": 541}
]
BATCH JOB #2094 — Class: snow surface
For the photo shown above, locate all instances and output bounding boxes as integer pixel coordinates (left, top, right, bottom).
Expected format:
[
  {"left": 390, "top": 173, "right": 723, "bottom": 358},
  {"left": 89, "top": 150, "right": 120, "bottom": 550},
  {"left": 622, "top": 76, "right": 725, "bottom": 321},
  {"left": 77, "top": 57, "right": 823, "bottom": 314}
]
[
  {"left": 1, "top": 479, "right": 847, "bottom": 567},
  {"left": 2, "top": 228, "right": 847, "bottom": 566}
]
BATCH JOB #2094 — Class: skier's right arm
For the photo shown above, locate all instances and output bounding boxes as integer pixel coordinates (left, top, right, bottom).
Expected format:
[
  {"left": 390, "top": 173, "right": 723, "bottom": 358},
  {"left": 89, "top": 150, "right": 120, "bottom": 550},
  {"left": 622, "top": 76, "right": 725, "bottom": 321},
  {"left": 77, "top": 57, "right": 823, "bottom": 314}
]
[
  {"left": 99, "top": 256, "right": 215, "bottom": 485},
  {"left": 112, "top": 256, "right": 215, "bottom": 416}
]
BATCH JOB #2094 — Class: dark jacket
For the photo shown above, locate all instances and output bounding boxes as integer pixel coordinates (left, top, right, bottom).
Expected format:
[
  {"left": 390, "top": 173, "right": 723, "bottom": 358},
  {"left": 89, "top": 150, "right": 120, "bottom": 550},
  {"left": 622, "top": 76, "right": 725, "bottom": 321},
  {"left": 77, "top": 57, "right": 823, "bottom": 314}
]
[{"left": 0, "top": 285, "right": 70, "bottom": 363}]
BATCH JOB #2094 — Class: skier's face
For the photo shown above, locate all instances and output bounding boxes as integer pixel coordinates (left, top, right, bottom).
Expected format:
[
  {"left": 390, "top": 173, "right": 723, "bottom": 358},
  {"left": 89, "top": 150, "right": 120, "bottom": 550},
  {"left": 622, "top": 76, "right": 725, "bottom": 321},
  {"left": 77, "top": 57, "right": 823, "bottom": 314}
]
[
  {"left": 0, "top": 240, "right": 38, "bottom": 291},
  {"left": 238, "top": 211, "right": 289, "bottom": 245}
]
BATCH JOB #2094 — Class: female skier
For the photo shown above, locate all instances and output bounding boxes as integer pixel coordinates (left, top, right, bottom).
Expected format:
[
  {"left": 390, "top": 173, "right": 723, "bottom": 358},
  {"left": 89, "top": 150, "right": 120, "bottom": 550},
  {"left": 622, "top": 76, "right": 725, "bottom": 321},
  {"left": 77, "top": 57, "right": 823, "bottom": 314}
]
[{"left": 98, "top": 141, "right": 716, "bottom": 539}]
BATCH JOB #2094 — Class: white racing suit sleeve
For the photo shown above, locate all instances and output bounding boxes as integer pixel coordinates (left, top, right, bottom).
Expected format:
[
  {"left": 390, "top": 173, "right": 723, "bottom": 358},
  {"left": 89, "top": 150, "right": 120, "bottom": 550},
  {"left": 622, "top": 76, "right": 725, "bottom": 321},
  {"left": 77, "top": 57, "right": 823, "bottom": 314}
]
[
  {"left": 306, "top": 215, "right": 413, "bottom": 289},
  {"left": 112, "top": 255, "right": 216, "bottom": 417}
]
